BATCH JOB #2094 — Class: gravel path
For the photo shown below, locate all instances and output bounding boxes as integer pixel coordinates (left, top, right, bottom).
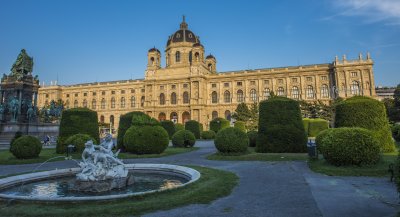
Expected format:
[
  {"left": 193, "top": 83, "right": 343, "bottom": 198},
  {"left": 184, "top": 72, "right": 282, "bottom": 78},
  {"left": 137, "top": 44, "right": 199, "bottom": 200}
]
[{"left": 0, "top": 141, "right": 398, "bottom": 217}]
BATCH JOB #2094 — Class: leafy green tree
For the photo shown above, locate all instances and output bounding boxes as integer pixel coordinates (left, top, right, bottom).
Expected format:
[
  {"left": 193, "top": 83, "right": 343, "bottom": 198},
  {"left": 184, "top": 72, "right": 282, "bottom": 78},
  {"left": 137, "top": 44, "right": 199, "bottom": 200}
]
[
  {"left": 232, "top": 103, "right": 251, "bottom": 122},
  {"left": 248, "top": 102, "right": 259, "bottom": 131}
]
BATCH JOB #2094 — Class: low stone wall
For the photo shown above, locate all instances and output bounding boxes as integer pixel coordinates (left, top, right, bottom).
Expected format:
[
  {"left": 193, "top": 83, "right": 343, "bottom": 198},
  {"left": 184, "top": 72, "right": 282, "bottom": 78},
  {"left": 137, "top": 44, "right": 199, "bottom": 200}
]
[{"left": 0, "top": 123, "right": 59, "bottom": 145}]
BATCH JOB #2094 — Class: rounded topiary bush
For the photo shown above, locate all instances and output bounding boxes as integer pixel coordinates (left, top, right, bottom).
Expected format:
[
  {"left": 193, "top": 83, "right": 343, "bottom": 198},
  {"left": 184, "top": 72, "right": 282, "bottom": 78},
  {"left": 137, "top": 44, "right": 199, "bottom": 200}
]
[
  {"left": 131, "top": 111, "right": 160, "bottom": 126},
  {"left": 65, "top": 134, "right": 95, "bottom": 153},
  {"left": 391, "top": 124, "right": 400, "bottom": 142},
  {"left": 335, "top": 96, "right": 395, "bottom": 152},
  {"left": 201, "top": 130, "right": 216, "bottom": 140},
  {"left": 256, "top": 97, "right": 307, "bottom": 153},
  {"left": 117, "top": 112, "right": 136, "bottom": 150},
  {"left": 172, "top": 130, "right": 196, "bottom": 148},
  {"left": 161, "top": 120, "right": 176, "bottom": 139},
  {"left": 308, "top": 119, "right": 329, "bottom": 137},
  {"left": 247, "top": 131, "right": 257, "bottom": 147},
  {"left": 9, "top": 131, "right": 23, "bottom": 149},
  {"left": 215, "top": 127, "right": 248, "bottom": 153},
  {"left": 234, "top": 121, "right": 246, "bottom": 132},
  {"left": 210, "top": 118, "right": 230, "bottom": 133},
  {"left": 316, "top": 128, "right": 380, "bottom": 166},
  {"left": 123, "top": 125, "right": 169, "bottom": 154},
  {"left": 10, "top": 136, "right": 42, "bottom": 159},
  {"left": 185, "top": 120, "right": 201, "bottom": 139},
  {"left": 175, "top": 123, "right": 185, "bottom": 132},
  {"left": 57, "top": 108, "right": 99, "bottom": 153}
]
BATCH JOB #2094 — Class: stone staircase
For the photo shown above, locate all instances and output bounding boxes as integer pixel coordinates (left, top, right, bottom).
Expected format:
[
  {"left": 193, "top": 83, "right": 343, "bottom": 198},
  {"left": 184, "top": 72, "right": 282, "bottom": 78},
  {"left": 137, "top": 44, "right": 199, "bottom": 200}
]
[{"left": 0, "top": 134, "right": 13, "bottom": 150}]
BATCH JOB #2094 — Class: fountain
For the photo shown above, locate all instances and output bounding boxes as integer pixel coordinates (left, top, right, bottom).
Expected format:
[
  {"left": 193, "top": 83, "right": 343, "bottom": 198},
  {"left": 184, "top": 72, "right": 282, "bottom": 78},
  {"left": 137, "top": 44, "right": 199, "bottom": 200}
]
[{"left": 0, "top": 133, "right": 200, "bottom": 201}]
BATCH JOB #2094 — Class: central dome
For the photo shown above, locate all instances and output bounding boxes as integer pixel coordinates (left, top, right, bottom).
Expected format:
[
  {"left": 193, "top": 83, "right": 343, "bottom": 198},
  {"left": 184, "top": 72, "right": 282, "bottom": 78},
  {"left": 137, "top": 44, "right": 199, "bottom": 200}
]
[{"left": 167, "top": 16, "right": 200, "bottom": 46}]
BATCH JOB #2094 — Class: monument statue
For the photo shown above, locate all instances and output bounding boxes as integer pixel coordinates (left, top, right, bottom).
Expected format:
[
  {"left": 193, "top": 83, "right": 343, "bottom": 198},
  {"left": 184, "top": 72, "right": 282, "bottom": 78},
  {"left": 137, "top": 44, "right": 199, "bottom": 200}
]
[
  {"left": 8, "top": 96, "right": 19, "bottom": 122},
  {"left": 0, "top": 104, "right": 4, "bottom": 121},
  {"left": 73, "top": 133, "right": 133, "bottom": 192},
  {"left": 10, "top": 49, "right": 33, "bottom": 80},
  {"left": 26, "top": 104, "right": 35, "bottom": 122}
]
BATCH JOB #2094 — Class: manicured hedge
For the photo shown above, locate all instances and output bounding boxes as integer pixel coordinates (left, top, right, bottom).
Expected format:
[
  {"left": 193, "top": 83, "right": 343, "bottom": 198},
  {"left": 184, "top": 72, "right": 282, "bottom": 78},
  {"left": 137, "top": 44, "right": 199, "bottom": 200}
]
[
  {"left": 117, "top": 112, "right": 136, "bottom": 150},
  {"left": 185, "top": 120, "right": 201, "bottom": 139},
  {"left": 65, "top": 134, "right": 95, "bottom": 153},
  {"left": 256, "top": 97, "right": 307, "bottom": 153},
  {"left": 247, "top": 131, "right": 257, "bottom": 147},
  {"left": 215, "top": 127, "right": 248, "bottom": 153},
  {"left": 131, "top": 112, "right": 160, "bottom": 126},
  {"left": 123, "top": 125, "right": 169, "bottom": 154},
  {"left": 161, "top": 120, "right": 176, "bottom": 139},
  {"left": 316, "top": 128, "right": 380, "bottom": 166},
  {"left": 210, "top": 118, "right": 230, "bottom": 133},
  {"left": 391, "top": 124, "right": 400, "bottom": 142},
  {"left": 57, "top": 108, "right": 99, "bottom": 153},
  {"left": 10, "top": 136, "right": 42, "bottom": 159},
  {"left": 303, "top": 118, "right": 310, "bottom": 134},
  {"left": 308, "top": 118, "right": 329, "bottom": 137},
  {"left": 201, "top": 130, "right": 216, "bottom": 140},
  {"left": 175, "top": 123, "right": 185, "bottom": 132},
  {"left": 9, "top": 131, "right": 23, "bottom": 148},
  {"left": 335, "top": 96, "right": 395, "bottom": 152},
  {"left": 234, "top": 121, "right": 246, "bottom": 132},
  {"left": 172, "top": 130, "right": 196, "bottom": 147}
]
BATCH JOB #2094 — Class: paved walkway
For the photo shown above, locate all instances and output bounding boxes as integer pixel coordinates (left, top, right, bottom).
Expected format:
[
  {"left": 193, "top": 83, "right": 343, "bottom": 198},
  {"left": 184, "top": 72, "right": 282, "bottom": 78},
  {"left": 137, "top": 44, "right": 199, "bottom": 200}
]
[{"left": 0, "top": 141, "right": 398, "bottom": 217}]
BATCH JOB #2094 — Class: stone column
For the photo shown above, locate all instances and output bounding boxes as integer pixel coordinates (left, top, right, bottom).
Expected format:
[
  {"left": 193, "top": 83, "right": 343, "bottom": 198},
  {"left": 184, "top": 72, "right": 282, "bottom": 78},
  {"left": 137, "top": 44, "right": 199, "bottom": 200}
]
[
  {"left": 18, "top": 90, "right": 22, "bottom": 114},
  {"left": 34, "top": 92, "right": 38, "bottom": 107}
]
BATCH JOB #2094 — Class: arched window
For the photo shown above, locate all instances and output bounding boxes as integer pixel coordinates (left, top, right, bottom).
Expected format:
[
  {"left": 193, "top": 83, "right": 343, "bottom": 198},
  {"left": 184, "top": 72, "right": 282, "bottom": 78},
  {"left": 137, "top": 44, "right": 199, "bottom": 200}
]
[
  {"left": 224, "top": 91, "right": 231, "bottom": 103},
  {"left": 250, "top": 89, "right": 257, "bottom": 102},
  {"left": 91, "top": 99, "right": 96, "bottom": 109},
  {"left": 171, "top": 92, "right": 177, "bottom": 104},
  {"left": 225, "top": 110, "right": 231, "bottom": 121},
  {"left": 208, "top": 63, "right": 213, "bottom": 71},
  {"left": 65, "top": 100, "right": 70, "bottom": 109},
  {"left": 212, "top": 91, "right": 218, "bottom": 103},
  {"left": 264, "top": 88, "right": 270, "bottom": 100},
  {"left": 321, "top": 85, "right": 329, "bottom": 98},
  {"left": 110, "top": 115, "right": 114, "bottom": 127},
  {"left": 292, "top": 86, "right": 300, "bottom": 99},
  {"left": 130, "top": 96, "right": 135, "bottom": 107},
  {"left": 83, "top": 99, "right": 88, "bottom": 108},
  {"left": 189, "top": 51, "right": 192, "bottom": 64},
  {"left": 111, "top": 97, "right": 116, "bottom": 108},
  {"left": 150, "top": 57, "right": 155, "bottom": 65},
  {"left": 121, "top": 97, "right": 125, "bottom": 108},
  {"left": 74, "top": 100, "right": 78, "bottom": 108},
  {"left": 100, "top": 115, "right": 105, "bottom": 123},
  {"left": 237, "top": 90, "right": 244, "bottom": 102},
  {"left": 170, "top": 112, "right": 178, "bottom": 123},
  {"left": 212, "top": 111, "right": 218, "bottom": 120},
  {"left": 158, "top": 112, "right": 166, "bottom": 121},
  {"left": 306, "top": 85, "right": 314, "bottom": 99},
  {"left": 183, "top": 91, "right": 189, "bottom": 104},
  {"left": 182, "top": 111, "right": 190, "bottom": 123},
  {"left": 141, "top": 96, "right": 145, "bottom": 107},
  {"left": 175, "top": 51, "right": 180, "bottom": 62},
  {"left": 277, "top": 87, "right": 285, "bottom": 96},
  {"left": 195, "top": 52, "right": 199, "bottom": 62},
  {"left": 351, "top": 81, "right": 360, "bottom": 95},
  {"left": 159, "top": 93, "right": 165, "bottom": 105},
  {"left": 101, "top": 98, "right": 106, "bottom": 109}
]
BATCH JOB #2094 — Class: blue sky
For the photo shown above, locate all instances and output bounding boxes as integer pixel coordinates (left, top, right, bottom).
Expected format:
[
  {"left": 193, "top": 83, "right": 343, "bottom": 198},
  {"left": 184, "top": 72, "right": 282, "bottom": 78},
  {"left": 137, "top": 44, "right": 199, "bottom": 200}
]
[{"left": 0, "top": 0, "right": 399, "bottom": 86}]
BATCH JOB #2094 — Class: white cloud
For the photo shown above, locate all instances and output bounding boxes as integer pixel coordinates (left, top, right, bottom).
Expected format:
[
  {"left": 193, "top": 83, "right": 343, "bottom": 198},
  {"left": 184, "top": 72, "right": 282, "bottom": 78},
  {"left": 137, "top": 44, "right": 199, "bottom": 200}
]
[{"left": 328, "top": 0, "right": 400, "bottom": 25}]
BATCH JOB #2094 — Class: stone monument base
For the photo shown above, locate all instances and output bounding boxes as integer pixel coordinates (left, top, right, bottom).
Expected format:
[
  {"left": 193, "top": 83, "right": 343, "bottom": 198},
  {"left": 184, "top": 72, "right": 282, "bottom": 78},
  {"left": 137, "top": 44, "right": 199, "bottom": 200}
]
[{"left": 71, "top": 173, "right": 135, "bottom": 193}]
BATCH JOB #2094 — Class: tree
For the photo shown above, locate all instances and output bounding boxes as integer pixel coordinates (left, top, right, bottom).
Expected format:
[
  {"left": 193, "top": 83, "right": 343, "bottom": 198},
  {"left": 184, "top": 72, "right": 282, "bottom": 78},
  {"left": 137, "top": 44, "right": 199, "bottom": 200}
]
[
  {"left": 232, "top": 103, "right": 251, "bottom": 122},
  {"left": 394, "top": 84, "right": 400, "bottom": 107},
  {"left": 248, "top": 102, "right": 259, "bottom": 131}
]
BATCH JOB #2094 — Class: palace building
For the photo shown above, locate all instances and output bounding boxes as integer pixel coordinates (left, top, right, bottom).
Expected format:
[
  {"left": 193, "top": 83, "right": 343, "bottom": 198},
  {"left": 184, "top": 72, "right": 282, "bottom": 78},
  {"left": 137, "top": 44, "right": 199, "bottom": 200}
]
[{"left": 38, "top": 17, "right": 376, "bottom": 130}]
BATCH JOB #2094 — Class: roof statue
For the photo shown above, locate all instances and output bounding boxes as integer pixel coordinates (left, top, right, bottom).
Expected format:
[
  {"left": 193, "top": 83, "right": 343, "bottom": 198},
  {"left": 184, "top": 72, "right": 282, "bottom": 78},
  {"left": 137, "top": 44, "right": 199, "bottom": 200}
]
[{"left": 10, "top": 49, "right": 33, "bottom": 81}]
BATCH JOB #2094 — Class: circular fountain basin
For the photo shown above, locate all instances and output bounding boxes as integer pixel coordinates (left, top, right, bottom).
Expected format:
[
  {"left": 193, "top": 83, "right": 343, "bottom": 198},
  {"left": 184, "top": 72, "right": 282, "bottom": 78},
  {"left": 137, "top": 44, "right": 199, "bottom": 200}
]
[{"left": 0, "top": 164, "right": 200, "bottom": 202}]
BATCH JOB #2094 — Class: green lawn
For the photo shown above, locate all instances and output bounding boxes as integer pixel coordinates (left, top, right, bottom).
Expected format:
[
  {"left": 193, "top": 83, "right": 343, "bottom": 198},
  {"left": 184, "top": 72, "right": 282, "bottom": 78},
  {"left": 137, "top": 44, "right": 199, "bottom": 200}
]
[
  {"left": 0, "top": 166, "right": 238, "bottom": 217},
  {"left": 207, "top": 147, "right": 309, "bottom": 161},
  {"left": 308, "top": 152, "right": 397, "bottom": 177},
  {"left": 0, "top": 147, "right": 199, "bottom": 165}
]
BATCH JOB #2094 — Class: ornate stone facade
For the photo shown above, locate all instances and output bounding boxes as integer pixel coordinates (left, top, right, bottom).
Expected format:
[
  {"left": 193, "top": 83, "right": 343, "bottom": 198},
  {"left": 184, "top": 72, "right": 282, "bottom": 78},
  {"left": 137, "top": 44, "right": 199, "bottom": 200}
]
[{"left": 38, "top": 18, "right": 376, "bottom": 131}]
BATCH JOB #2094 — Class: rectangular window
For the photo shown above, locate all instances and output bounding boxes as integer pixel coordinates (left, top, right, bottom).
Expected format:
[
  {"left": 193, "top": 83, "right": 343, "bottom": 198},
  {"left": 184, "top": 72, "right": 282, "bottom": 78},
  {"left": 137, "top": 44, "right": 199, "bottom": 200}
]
[
  {"left": 102, "top": 91, "right": 106, "bottom": 95},
  {"left": 83, "top": 93, "right": 87, "bottom": 97},
  {"left": 141, "top": 89, "right": 145, "bottom": 93},
  {"left": 212, "top": 83, "right": 217, "bottom": 88},
  {"left": 160, "top": 85, "right": 164, "bottom": 90},
  {"left": 75, "top": 93, "right": 78, "bottom": 97},
  {"left": 66, "top": 94, "right": 70, "bottom": 97},
  {"left": 278, "top": 79, "right": 283, "bottom": 84},
  {"left": 171, "top": 85, "right": 176, "bottom": 89},
  {"left": 237, "top": 82, "right": 242, "bottom": 86},
  {"left": 131, "top": 89, "right": 135, "bottom": 93},
  {"left": 224, "top": 82, "right": 229, "bottom": 87},
  {"left": 351, "top": 72, "right": 357, "bottom": 77},
  {"left": 306, "top": 77, "right": 312, "bottom": 82},
  {"left": 92, "top": 92, "right": 96, "bottom": 96},
  {"left": 46, "top": 94, "right": 49, "bottom": 98},
  {"left": 291, "top": 78, "right": 298, "bottom": 83},
  {"left": 264, "top": 80, "right": 270, "bottom": 85},
  {"left": 111, "top": 91, "right": 115, "bottom": 95},
  {"left": 321, "top": 76, "right": 328, "bottom": 81},
  {"left": 121, "top": 90, "right": 125, "bottom": 94},
  {"left": 250, "top": 81, "right": 256, "bottom": 85},
  {"left": 183, "top": 83, "right": 188, "bottom": 88}
]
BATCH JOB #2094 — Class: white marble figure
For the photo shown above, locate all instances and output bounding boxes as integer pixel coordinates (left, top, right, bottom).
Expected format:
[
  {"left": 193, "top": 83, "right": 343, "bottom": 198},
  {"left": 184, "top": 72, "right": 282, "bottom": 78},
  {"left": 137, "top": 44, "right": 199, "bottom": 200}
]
[{"left": 76, "top": 134, "right": 127, "bottom": 182}]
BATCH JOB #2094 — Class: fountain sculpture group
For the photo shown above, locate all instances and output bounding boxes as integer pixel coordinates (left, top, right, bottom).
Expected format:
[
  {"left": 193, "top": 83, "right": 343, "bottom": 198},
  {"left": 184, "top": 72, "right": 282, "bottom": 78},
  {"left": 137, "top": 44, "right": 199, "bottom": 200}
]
[{"left": 72, "top": 134, "right": 134, "bottom": 193}]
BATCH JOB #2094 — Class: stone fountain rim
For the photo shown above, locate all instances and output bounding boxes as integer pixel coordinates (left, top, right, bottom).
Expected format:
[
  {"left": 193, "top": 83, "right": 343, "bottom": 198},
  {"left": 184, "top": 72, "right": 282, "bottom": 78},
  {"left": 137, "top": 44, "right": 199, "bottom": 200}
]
[{"left": 0, "top": 163, "right": 201, "bottom": 202}]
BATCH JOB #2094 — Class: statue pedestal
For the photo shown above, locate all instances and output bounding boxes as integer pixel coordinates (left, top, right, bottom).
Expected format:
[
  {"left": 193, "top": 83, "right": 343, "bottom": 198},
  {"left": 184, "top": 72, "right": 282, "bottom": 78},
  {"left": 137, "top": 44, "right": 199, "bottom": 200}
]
[{"left": 71, "top": 173, "right": 135, "bottom": 193}]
